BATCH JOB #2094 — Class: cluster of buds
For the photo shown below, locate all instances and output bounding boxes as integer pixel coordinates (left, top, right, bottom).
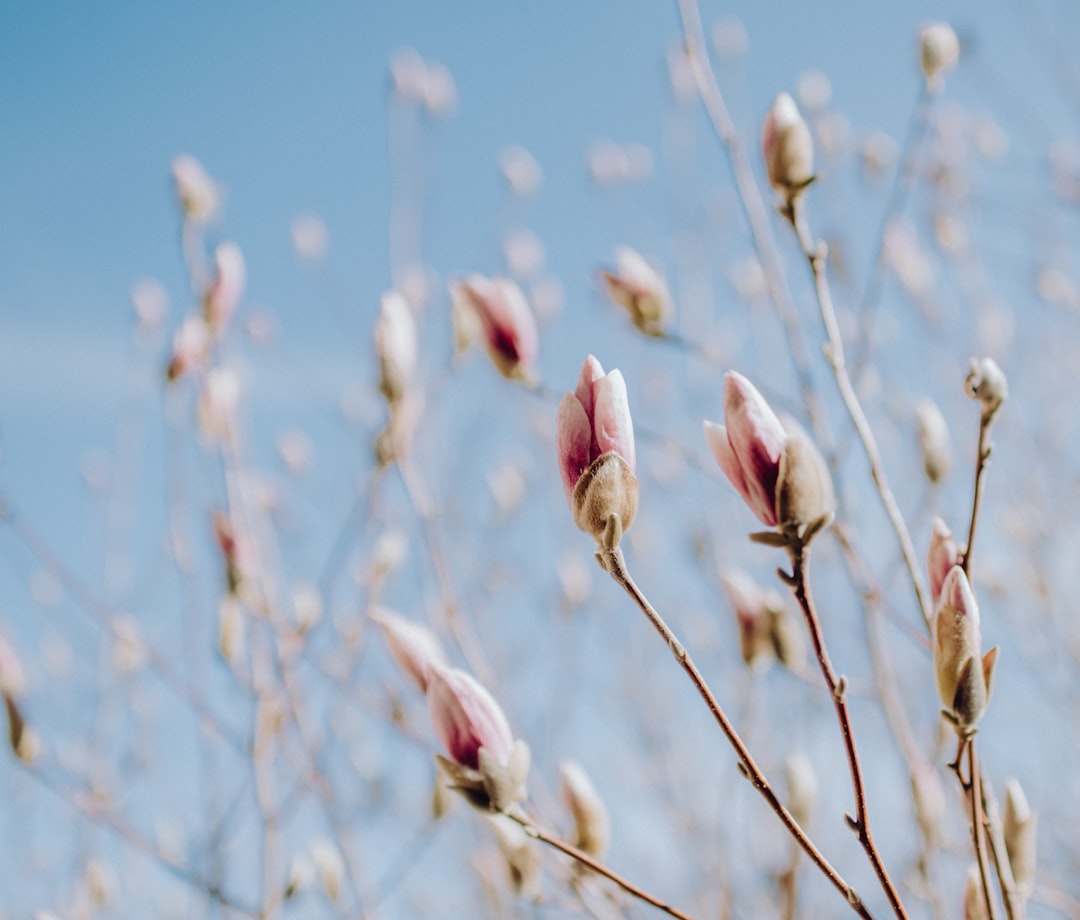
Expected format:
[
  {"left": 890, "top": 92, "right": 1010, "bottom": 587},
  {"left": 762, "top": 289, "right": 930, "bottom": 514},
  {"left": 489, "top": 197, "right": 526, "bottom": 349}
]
[
  {"left": 927, "top": 520, "right": 998, "bottom": 734},
  {"left": 450, "top": 275, "right": 539, "bottom": 383},
  {"left": 761, "top": 93, "right": 815, "bottom": 208},
  {"left": 556, "top": 356, "right": 638, "bottom": 551},
  {"left": 919, "top": 23, "right": 960, "bottom": 91},
  {"left": 720, "top": 569, "right": 803, "bottom": 669},
  {"left": 372, "top": 610, "right": 529, "bottom": 813},
  {"left": 600, "top": 247, "right": 672, "bottom": 337},
  {"left": 704, "top": 372, "right": 834, "bottom": 547}
]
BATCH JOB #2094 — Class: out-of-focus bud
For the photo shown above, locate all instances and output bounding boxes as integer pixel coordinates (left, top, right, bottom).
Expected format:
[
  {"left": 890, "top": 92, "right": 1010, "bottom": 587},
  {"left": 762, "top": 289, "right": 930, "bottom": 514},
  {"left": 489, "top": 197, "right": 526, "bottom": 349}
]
[
  {"left": 0, "top": 630, "right": 29, "bottom": 761},
  {"left": 963, "top": 865, "right": 989, "bottom": 920},
  {"left": 916, "top": 399, "right": 952, "bottom": 484},
  {"left": 920, "top": 23, "right": 960, "bottom": 91},
  {"left": 171, "top": 154, "right": 219, "bottom": 223},
  {"left": 212, "top": 510, "right": 255, "bottom": 598},
  {"left": 450, "top": 276, "right": 539, "bottom": 382},
  {"left": 197, "top": 367, "right": 240, "bottom": 443},
  {"left": 374, "top": 291, "right": 418, "bottom": 406},
  {"left": 559, "top": 760, "right": 610, "bottom": 858},
  {"left": 131, "top": 278, "right": 169, "bottom": 331},
  {"left": 291, "top": 214, "right": 329, "bottom": 263},
  {"left": 84, "top": 858, "right": 113, "bottom": 908},
  {"left": 310, "top": 840, "right": 344, "bottom": 902},
  {"left": 1003, "top": 778, "right": 1037, "bottom": 896},
  {"left": 704, "top": 372, "right": 833, "bottom": 542},
  {"left": 166, "top": 314, "right": 210, "bottom": 382},
  {"left": 428, "top": 666, "right": 529, "bottom": 812},
  {"left": 965, "top": 358, "right": 1008, "bottom": 418},
  {"left": 927, "top": 517, "right": 961, "bottom": 604},
  {"left": 284, "top": 853, "right": 314, "bottom": 900},
  {"left": 112, "top": 615, "right": 147, "bottom": 675},
  {"left": 488, "top": 814, "right": 541, "bottom": 899},
  {"left": 422, "top": 61, "right": 457, "bottom": 117},
  {"left": 910, "top": 757, "right": 946, "bottom": 844},
  {"left": 720, "top": 570, "right": 773, "bottom": 667},
  {"left": 389, "top": 48, "right": 428, "bottom": 104},
  {"left": 932, "top": 566, "right": 998, "bottom": 732},
  {"left": 600, "top": 247, "right": 672, "bottom": 337},
  {"left": 370, "top": 607, "right": 446, "bottom": 693},
  {"left": 498, "top": 146, "right": 543, "bottom": 198},
  {"left": 0, "top": 630, "right": 26, "bottom": 700},
  {"left": 786, "top": 752, "right": 818, "bottom": 828},
  {"left": 556, "top": 356, "right": 638, "bottom": 550},
  {"left": 218, "top": 595, "right": 246, "bottom": 664},
  {"left": 768, "top": 599, "right": 805, "bottom": 671},
  {"left": 204, "top": 242, "right": 246, "bottom": 332},
  {"left": 762, "top": 93, "right": 815, "bottom": 204}
]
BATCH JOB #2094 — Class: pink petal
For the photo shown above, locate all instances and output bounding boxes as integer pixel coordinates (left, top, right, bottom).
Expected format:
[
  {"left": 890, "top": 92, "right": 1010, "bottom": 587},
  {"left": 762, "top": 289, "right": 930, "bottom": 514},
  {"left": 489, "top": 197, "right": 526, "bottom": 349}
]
[
  {"left": 556, "top": 393, "right": 593, "bottom": 503},
  {"left": 370, "top": 607, "right": 446, "bottom": 693},
  {"left": 574, "top": 355, "right": 605, "bottom": 423},
  {"left": 927, "top": 517, "right": 960, "bottom": 603},
  {"left": 704, "top": 419, "right": 776, "bottom": 525},
  {"left": 427, "top": 666, "right": 514, "bottom": 769},
  {"left": 593, "top": 369, "right": 635, "bottom": 472},
  {"left": 722, "top": 372, "right": 785, "bottom": 526}
]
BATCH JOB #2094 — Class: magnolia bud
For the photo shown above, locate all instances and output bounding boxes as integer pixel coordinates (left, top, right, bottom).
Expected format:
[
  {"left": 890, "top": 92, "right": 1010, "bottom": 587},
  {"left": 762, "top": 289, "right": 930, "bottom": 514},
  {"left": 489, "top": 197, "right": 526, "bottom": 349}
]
[
  {"left": 1003, "top": 779, "right": 1037, "bottom": 896},
  {"left": 310, "top": 840, "right": 344, "bottom": 902},
  {"left": 370, "top": 607, "right": 446, "bottom": 693},
  {"left": 166, "top": 315, "right": 210, "bottom": 382},
  {"left": 786, "top": 752, "right": 818, "bottom": 828},
  {"left": 374, "top": 291, "right": 418, "bottom": 405},
  {"left": 916, "top": 398, "right": 952, "bottom": 484},
  {"left": 488, "top": 814, "right": 541, "bottom": 899},
  {"left": 927, "top": 517, "right": 961, "bottom": 604},
  {"left": 776, "top": 427, "right": 835, "bottom": 538},
  {"left": 920, "top": 23, "right": 960, "bottom": 90},
  {"left": 965, "top": 358, "right": 1008, "bottom": 417},
  {"left": 559, "top": 760, "right": 610, "bottom": 858},
  {"left": 600, "top": 247, "right": 673, "bottom": 337},
  {"left": 204, "top": 242, "right": 245, "bottom": 333},
  {"left": 963, "top": 865, "right": 989, "bottom": 920},
  {"left": 762, "top": 93, "right": 815, "bottom": 202},
  {"left": 450, "top": 275, "right": 539, "bottom": 381},
  {"left": 171, "top": 154, "right": 219, "bottom": 222},
  {"left": 721, "top": 570, "right": 772, "bottom": 667}
]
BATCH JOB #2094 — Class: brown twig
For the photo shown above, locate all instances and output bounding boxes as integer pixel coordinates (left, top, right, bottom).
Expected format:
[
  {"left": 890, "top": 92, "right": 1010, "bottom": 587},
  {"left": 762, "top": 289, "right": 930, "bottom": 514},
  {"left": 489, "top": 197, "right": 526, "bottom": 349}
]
[
  {"left": 785, "top": 543, "right": 909, "bottom": 919},
  {"left": 506, "top": 807, "right": 697, "bottom": 920},
  {"left": 600, "top": 543, "right": 875, "bottom": 919}
]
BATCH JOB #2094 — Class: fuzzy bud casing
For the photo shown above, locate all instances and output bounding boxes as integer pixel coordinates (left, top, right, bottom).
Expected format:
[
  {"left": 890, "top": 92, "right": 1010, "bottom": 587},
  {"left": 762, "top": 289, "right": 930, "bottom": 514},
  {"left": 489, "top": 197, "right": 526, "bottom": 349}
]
[
  {"left": 920, "top": 23, "right": 960, "bottom": 89},
  {"left": 560, "top": 760, "right": 610, "bottom": 858},
  {"left": 916, "top": 398, "right": 952, "bottom": 483},
  {"left": 965, "top": 357, "right": 1008, "bottom": 417},
  {"left": 762, "top": 92, "right": 814, "bottom": 201},
  {"left": 1003, "top": 778, "right": 1037, "bottom": 895}
]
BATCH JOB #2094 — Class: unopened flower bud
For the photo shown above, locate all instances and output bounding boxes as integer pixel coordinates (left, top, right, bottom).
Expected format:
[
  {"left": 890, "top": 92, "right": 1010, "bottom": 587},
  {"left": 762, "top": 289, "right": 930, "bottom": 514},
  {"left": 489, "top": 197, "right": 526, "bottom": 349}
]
[
  {"left": 204, "top": 242, "right": 246, "bottom": 332},
  {"left": 166, "top": 315, "right": 210, "bottom": 382},
  {"left": 963, "top": 865, "right": 989, "bottom": 920},
  {"left": 786, "top": 752, "right": 818, "bottom": 828},
  {"left": 556, "top": 356, "right": 638, "bottom": 550},
  {"left": 920, "top": 23, "right": 960, "bottom": 90},
  {"left": 721, "top": 570, "right": 773, "bottom": 667},
  {"left": 933, "top": 566, "right": 998, "bottom": 732},
  {"left": 916, "top": 398, "right": 952, "bottom": 484},
  {"left": 600, "top": 247, "right": 673, "bottom": 337},
  {"left": 762, "top": 93, "right": 815, "bottom": 203},
  {"left": 1003, "top": 778, "right": 1037, "bottom": 896},
  {"left": 370, "top": 607, "right": 446, "bottom": 693},
  {"left": 0, "top": 630, "right": 26, "bottom": 700},
  {"left": 927, "top": 517, "right": 961, "bottom": 604},
  {"left": 310, "top": 840, "right": 344, "bottom": 902},
  {"left": 559, "top": 760, "right": 610, "bottom": 858},
  {"left": 965, "top": 358, "right": 1007, "bottom": 418},
  {"left": 197, "top": 367, "right": 240, "bottom": 443},
  {"left": 374, "top": 290, "right": 418, "bottom": 405},
  {"left": 450, "top": 275, "right": 539, "bottom": 381},
  {"left": 171, "top": 154, "right": 219, "bottom": 222},
  {"left": 488, "top": 814, "right": 541, "bottom": 899}
]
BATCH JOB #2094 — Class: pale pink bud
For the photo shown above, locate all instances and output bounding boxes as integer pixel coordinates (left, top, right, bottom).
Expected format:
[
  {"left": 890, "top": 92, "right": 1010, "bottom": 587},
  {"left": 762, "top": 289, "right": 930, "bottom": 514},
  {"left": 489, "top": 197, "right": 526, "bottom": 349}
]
[
  {"left": 933, "top": 566, "right": 998, "bottom": 730},
  {"left": 166, "top": 314, "right": 210, "bottom": 381},
  {"left": 560, "top": 760, "right": 610, "bottom": 858},
  {"left": 762, "top": 93, "right": 814, "bottom": 201},
  {"left": 498, "top": 146, "right": 543, "bottom": 198},
  {"left": 721, "top": 569, "right": 772, "bottom": 666},
  {"left": 204, "top": 242, "right": 246, "bottom": 332},
  {"left": 927, "top": 517, "right": 961, "bottom": 603},
  {"left": 556, "top": 356, "right": 638, "bottom": 547},
  {"left": 451, "top": 275, "right": 539, "bottom": 380},
  {"left": 601, "top": 247, "right": 672, "bottom": 337},
  {"left": 916, "top": 399, "right": 952, "bottom": 484},
  {"left": 370, "top": 607, "right": 446, "bottom": 693},
  {"left": 374, "top": 291, "right": 418, "bottom": 404},
  {"left": 920, "top": 23, "right": 960, "bottom": 89},
  {"left": 427, "top": 666, "right": 514, "bottom": 770},
  {"left": 170, "top": 154, "right": 219, "bottom": 222}
]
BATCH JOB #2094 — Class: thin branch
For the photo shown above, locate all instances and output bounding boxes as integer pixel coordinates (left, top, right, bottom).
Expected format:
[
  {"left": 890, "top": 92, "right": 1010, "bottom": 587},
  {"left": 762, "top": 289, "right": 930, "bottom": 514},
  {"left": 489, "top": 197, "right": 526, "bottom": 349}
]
[
  {"left": 599, "top": 543, "right": 874, "bottom": 919},
  {"left": 787, "top": 543, "right": 909, "bottom": 919},
  {"left": 960, "top": 408, "right": 996, "bottom": 579}
]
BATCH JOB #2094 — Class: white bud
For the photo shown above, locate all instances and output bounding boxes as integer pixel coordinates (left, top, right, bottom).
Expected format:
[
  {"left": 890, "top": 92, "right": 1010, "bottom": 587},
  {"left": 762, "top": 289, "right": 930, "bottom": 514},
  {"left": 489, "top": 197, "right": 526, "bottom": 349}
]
[
  {"left": 786, "top": 752, "right": 818, "bottom": 827},
  {"left": 920, "top": 23, "right": 960, "bottom": 90},
  {"left": 310, "top": 840, "right": 344, "bottom": 902},
  {"left": 916, "top": 398, "right": 952, "bottom": 484},
  {"left": 1003, "top": 779, "right": 1037, "bottom": 895},
  {"left": 963, "top": 865, "right": 989, "bottom": 920},
  {"left": 965, "top": 357, "right": 1008, "bottom": 417},
  {"left": 560, "top": 760, "right": 610, "bottom": 858}
]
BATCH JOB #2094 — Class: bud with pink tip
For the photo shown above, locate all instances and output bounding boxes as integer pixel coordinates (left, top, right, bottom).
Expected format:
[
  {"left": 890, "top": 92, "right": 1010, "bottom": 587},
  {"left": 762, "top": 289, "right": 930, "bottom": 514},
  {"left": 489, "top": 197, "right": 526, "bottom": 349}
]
[
  {"left": 559, "top": 760, "right": 610, "bottom": 858},
  {"left": 927, "top": 517, "right": 961, "bottom": 603},
  {"left": 370, "top": 606, "right": 446, "bottom": 693},
  {"left": 450, "top": 275, "right": 538, "bottom": 381},
  {"left": 920, "top": 23, "right": 960, "bottom": 91},
  {"left": 932, "top": 566, "right": 998, "bottom": 732},
  {"left": 374, "top": 291, "right": 418, "bottom": 405},
  {"left": 556, "top": 356, "right": 638, "bottom": 550},
  {"left": 204, "top": 242, "right": 246, "bottom": 332},
  {"left": 428, "top": 666, "right": 530, "bottom": 812},
  {"left": 171, "top": 154, "right": 219, "bottom": 223},
  {"left": 600, "top": 247, "right": 672, "bottom": 337},
  {"left": 166, "top": 314, "right": 210, "bottom": 381},
  {"left": 762, "top": 93, "right": 815, "bottom": 204},
  {"left": 704, "top": 371, "right": 833, "bottom": 542}
]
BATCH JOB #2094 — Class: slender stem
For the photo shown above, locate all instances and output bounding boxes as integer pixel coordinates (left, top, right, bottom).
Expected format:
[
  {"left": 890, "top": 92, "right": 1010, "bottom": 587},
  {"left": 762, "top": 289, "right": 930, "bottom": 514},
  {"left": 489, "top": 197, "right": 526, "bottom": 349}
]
[
  {"left": 601, "top": 544, "right": 875, "bottom": 919},
  {"left": 789, "top": 202, "right": 933, "bottom": 634},
  {"left": 788, "top": 545, "right": 909, "bottom": 919},
  {"left": 961, "top": 410, "right": 995, "bottom": 578},
  {"left": 506, "top": 809, "right": 697, "bottom": 920},
  {"left": 982, "top": 775, "right": 1024, "bottom": 920}
]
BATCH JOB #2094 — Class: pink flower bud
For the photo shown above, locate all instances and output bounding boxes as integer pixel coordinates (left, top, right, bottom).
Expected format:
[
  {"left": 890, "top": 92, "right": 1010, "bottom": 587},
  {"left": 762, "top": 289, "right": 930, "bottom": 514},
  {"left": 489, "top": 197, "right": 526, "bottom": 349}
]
[
  {"left": 171, "top": 154, "right": 219, "bottom": 222},
  {"left": 204, "top": 242, "right": 246, "bottom": 332},
  {"left": 166, "top": 314, "right": 210, "bottom": 381},
  {"left": 927, "top": 517, "right": 961, "bottom": 603},
  {"left": 762, "top": 93, "right": 814, "bottom": 201},
  {"left": 374, "top": 291, "right": 418, "bottom": 405},
  {"left": 450, "top": 275, "right": 538, "bottom": 381},
  {"left": 933, "top": 566, "right": 998, "bottom": 730},
  {"left": 556, "top": 356, "right": 638, "bottom": 547},
  {"left": 370, "top": 606, "right": 446, "bottom": 693},
  {"left": 427, "top": 666, "right": 514, "bottom": 770},
  {"left": 721, "top": 569, "right": 773, "bottom": 666},
  {"left": 600, "top": 247, "right": 672, "bottom": 337}
]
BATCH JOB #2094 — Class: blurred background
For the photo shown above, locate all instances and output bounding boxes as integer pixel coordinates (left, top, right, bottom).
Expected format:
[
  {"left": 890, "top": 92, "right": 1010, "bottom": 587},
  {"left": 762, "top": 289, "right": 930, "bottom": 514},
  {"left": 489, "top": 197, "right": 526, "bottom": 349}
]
[{"left": 3, "top": 0, "right": 1080, "bottom": 917}]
